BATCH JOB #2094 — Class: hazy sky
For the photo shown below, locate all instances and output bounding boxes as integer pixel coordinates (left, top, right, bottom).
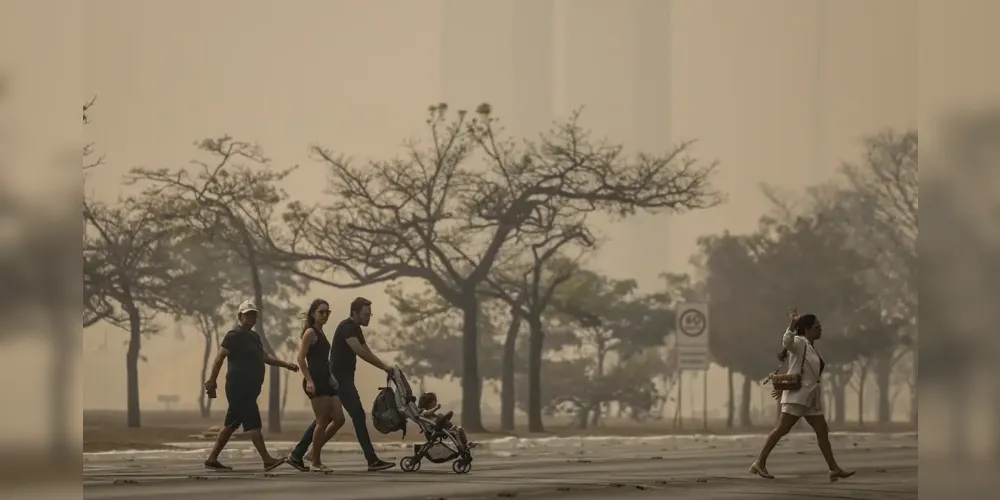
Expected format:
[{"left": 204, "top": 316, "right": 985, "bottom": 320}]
[{"left": 75, "top": 0, "right": 916, "bottom": 415}]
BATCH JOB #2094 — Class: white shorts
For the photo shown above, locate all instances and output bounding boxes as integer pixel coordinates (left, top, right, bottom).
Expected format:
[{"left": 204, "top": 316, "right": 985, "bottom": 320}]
[{"left": 781, "top": 403, "right": 823, "bottom": 417}]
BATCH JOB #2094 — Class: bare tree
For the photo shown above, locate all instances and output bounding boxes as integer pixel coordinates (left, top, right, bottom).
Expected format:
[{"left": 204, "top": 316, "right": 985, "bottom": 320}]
[
  {"left": 270, "top": 104, "right": 722, "bottom": 431},
  {"left": 125, "top": 137, "right": 300, "bottom": 432},
  {"left": 840, "top": 130, "right": 917, "bottom": 264},
  {"left": 83, "top": 196, "right": 194, "bottom": 427}
]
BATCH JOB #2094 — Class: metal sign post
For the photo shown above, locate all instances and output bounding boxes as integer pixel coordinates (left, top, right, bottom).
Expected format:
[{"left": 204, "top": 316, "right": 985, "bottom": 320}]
[
  {"left": 675, "top": 302, "right": 710, "bottom": 429},
  {"left": 677, "top": 369, "right": 683, "bottom": 430},
  {"left": 702, "top": 371, "right": 708, "bottom": 431}
]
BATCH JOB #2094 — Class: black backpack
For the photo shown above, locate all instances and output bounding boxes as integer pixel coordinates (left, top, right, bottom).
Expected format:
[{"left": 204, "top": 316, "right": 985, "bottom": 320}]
[{"left": 371, "top": 380, "right": 407, "bottom": 438}]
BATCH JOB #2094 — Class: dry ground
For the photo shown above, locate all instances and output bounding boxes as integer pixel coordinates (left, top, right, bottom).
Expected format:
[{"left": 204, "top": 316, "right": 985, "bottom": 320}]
[{"left": 83, "top": 409, "right": 916, "bottom": 452}]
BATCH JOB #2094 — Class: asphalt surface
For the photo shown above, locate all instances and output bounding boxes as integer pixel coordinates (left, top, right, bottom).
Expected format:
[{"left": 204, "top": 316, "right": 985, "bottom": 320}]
[{"left": 83, "top": 432, "right": 916, "bottom": 500}]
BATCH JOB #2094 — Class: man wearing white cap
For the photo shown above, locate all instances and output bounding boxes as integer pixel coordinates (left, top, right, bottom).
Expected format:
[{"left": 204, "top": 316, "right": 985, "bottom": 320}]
[{"left": 203, "top": 300, "right": 300, "bottom": 471}]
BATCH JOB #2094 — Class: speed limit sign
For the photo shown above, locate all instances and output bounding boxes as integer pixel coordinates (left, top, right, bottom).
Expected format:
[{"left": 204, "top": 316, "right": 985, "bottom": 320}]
[
  {"left": 675, "top": 302, "right": 709, "bottom": 348},
  {"left": 679, "top": 309, "right": 707, "bottom": 337}
]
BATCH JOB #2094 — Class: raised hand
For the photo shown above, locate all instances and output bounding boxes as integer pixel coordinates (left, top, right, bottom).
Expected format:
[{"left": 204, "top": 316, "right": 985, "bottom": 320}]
[{"left": 787, "top": 307, "right": 799, "bottom": 328}]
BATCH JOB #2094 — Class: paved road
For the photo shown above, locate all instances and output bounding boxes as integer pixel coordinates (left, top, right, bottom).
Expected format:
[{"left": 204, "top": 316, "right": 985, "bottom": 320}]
[{"left": 84, "top": 433, "right": 916, "bottom": 500}]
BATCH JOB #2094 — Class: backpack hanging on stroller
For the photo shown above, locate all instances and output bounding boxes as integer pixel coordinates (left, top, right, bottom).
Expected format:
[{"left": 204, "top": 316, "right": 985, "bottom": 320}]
[{"left": 371, "top": 376, "right": 408, "bottom": 438}]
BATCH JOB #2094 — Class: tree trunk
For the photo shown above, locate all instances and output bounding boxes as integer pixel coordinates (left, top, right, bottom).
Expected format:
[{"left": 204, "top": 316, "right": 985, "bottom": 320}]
[
  {"left": 199, "top": 333, "right": 212, "bottom": 418},
  {"left": 595, "top": 339, "right": 606, "bottom": 377},
  {"left": 500, "top": 309, "right": 521, "bottom": 431},
  {"left": 909, "top": 353, "right": 917, "bottom": 425},
  {"left": 576, "top": 405, "right": 589, "bottom": 430},
  {"left": 460, "top": 300, "right": 484, "bottom": 432},
  {"left": 590, "top": 404, "right": 602, "bottom": 427},
  {"left": 247, "top": 256, "right": 281, "bottom": 434},
  {"left": 824, "top": 374, "right": 835, "bottom": 414},
  {"left": 592, "top": 344, "right": 607, "bottom": 428},
  {"left": 125, "top": 303, "right": 142, "bottom": 428},
  {"left": 875, "top": 352, "right": 893, "bottom": 424},
  {"left": 856, "top": 365, "right": 868, "bottom": 426},
  {"left": 739, "top": 375, "right": 752, "bottom": 428},
  {"left": 629, "top": 405, "right": 643, "bottom": 422},
  {"left": 726, "top": 368, "right": 735, "bottom": 428},
  {"left": 673, "top": 375, "right": 683, "bottom": 428},
  {"left": 857, "top": 385, "right": 864, "bottom": 425},
  {"left": 654, "top": 375, "right": 668, "bottom": 418},
  {"left": 526, "top": 316, "right": 545, "bottom": 433},
  {"left": 832, "top": 379, "right": 847, "bottom": 425}
]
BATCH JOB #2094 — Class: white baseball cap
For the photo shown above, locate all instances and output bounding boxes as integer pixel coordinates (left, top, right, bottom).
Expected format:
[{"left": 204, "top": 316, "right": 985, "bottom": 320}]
[{"left": 238, "top": 300, "right": 258, "bottom": 315}]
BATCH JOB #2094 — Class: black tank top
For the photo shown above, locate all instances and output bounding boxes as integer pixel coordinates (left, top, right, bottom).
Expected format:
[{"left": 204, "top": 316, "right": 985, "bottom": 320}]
[{"left": 304, "top": 328, "right": 331, "bottom": 381}]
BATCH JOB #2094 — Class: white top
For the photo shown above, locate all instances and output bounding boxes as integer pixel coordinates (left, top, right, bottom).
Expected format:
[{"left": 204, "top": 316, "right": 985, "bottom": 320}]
[{"left": 778, "top": 328, "right": 824, "bottom": 407}]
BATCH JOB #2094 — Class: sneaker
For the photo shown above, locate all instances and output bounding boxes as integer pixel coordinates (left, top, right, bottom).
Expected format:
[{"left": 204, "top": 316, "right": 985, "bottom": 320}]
[
  {"left": 367, "top": 459, "right": 395, "bottom": 472},
  {"left": 204, "top": 459, "right": 233, "bottom": 471},
  {"left": 286, "top": 455, "right": 309, "bottom": 472}
]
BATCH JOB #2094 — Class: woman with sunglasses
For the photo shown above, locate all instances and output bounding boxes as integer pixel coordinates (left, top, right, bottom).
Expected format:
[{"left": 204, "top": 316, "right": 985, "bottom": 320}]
[{"left": 289, "top": 298, "right": 346, "bottom": 472}]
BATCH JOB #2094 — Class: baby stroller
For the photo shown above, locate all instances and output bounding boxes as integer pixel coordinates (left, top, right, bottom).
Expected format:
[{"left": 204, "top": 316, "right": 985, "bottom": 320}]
[{"left": 372, "top": 367, "right": 475, "bottom": 474}]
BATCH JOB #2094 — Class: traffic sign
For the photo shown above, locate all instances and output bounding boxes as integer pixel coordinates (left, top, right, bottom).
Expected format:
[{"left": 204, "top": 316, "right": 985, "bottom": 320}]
[
  {"left": 676, "top": 303, "right": 709, "bottom": 345},
  {"left": 675, "top": 302, "right": 710, "bottom": 371},
  {"left": 679, "top": 310, "right": 706, "bottom": 338}
]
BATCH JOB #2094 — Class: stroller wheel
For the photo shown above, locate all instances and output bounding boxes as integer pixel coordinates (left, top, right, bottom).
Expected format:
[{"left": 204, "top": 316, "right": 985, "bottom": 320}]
[
  {"left": 400, "top": 456, "right": 421, "bottom": 472},
  {"left": 452, "top": 459, "right": 472, "bottom": 474}
]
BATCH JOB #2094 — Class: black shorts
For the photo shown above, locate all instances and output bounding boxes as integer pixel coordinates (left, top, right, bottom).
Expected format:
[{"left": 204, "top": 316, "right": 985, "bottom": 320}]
[
  {"left": 303, "top": 376, "right": 338, "bottom": 399},
  {"left": 224, "top": 387, "right": 262, "bottom": 432}
]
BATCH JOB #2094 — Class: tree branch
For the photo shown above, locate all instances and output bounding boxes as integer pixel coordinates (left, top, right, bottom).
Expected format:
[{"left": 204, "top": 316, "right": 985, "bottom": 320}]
[{"left": 277, "top": 104, "right": 721, "bottom": 315}]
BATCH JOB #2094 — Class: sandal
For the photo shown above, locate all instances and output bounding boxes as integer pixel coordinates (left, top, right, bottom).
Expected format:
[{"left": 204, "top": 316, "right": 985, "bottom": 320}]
[
  {"left": 262, "top": 456, "right": 287, "bottom": 472},
  {"left": 829, "top": 469, "right": 856, "bottom": 482},
  {"left": 749, "top": 462, "right": 775, "bottom": 479},
  {"left": 204, "top": 459, "right": 233, "bottom": 471}
]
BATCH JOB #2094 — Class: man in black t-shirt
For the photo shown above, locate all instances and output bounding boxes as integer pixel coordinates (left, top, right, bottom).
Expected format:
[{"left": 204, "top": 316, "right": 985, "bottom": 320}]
[
  {"left": 328, "top": 296, "right": 395, "bottom": 471},
  {"left": 203, "top": 300, "right": 300, "bottom": 471}
]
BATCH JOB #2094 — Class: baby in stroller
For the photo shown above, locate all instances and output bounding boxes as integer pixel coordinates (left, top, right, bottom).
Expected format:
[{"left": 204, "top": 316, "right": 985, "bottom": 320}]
[{"left": 416, "top": 393, "right": 477, "bottom": 450}]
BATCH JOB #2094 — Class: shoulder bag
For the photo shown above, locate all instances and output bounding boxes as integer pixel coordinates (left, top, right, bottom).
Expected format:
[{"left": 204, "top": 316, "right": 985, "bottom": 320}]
[{"left": 765, "top": 341, "right": 806, "bottom": 391}]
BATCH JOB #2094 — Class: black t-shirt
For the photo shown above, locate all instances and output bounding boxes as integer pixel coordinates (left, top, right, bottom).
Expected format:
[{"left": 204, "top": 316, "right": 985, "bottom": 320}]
[
  {"left": 330, "top": 318, "right": 366, "bottom": 378},
  {"left": 221, "top": 328, "right": 265, "bottom": 392}
]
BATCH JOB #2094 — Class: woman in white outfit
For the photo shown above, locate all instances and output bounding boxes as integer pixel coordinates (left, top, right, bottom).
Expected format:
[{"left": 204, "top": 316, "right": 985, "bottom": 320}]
[{"left": 749, "top": 308, "right": 855, "bottom": 482}]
